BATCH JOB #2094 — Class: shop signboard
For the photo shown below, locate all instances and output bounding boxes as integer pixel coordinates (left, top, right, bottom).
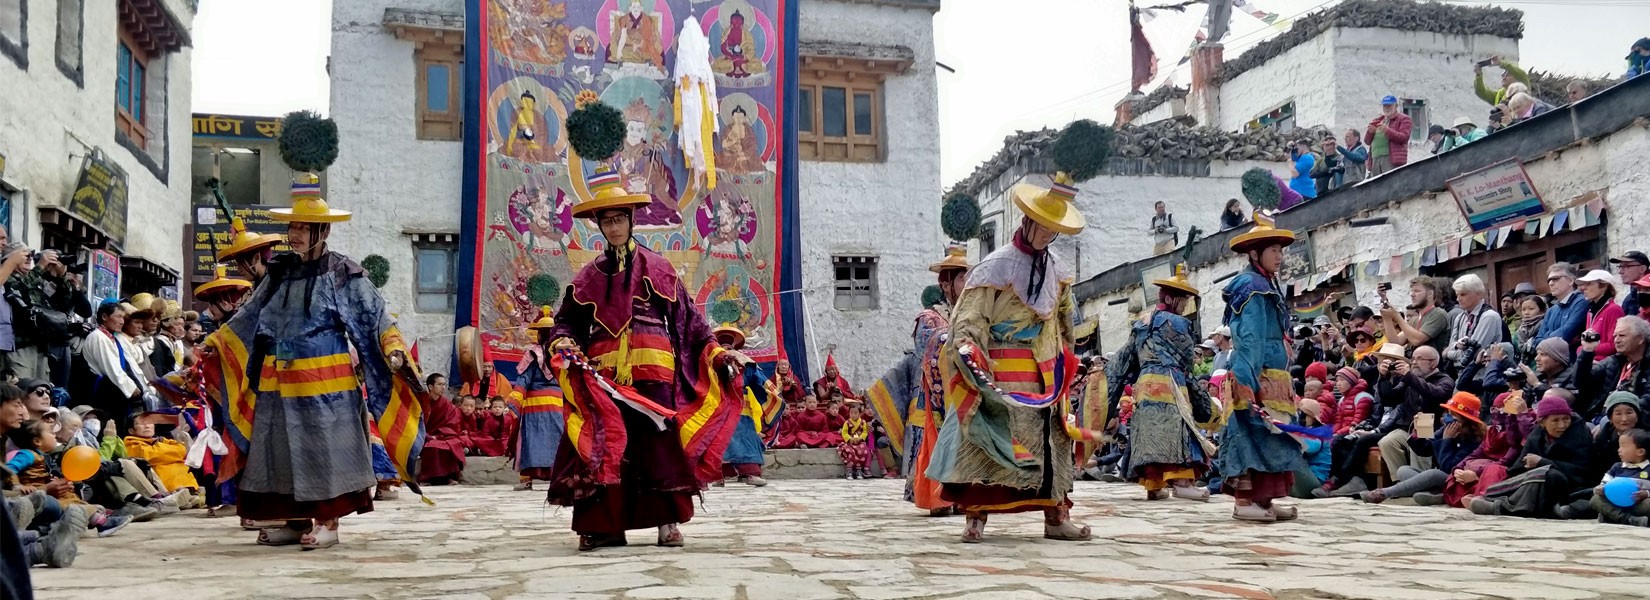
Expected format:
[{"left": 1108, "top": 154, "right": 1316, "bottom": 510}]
[
  {"left": 67, "top": 151, "right": 130, "bottom": 248},
  {"left": 192, "top": 113, "right": 282, "bottom": 141},
  {"left": 1278, "top": 231, "right": 1314, "bottom": 282},
  {"left": 1446, "top": 159, "right": 1546, "bottom": 232},
  {"left": 190, "top": 204, "right": 288, "bottom": 280},
  {"left": 87, "top": 249, "right": 121, "bottom": 308}
]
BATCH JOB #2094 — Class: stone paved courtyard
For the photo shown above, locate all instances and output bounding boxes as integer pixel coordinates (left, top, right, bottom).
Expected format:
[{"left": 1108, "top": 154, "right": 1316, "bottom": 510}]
[{"left": 28, "top": 479, "right": 1650, "bottom": 599}]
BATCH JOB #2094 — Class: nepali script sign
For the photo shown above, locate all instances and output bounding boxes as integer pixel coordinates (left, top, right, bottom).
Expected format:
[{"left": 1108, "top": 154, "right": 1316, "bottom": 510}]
[
  {"left": 191, "top": 113, "right": 283, "bottom": 141},
  {"left": 190, "top": 204, "right": 289, "bottom": 280},
  {"left": 1446, "top": 159, "right": 1546, "bottom": 232}
]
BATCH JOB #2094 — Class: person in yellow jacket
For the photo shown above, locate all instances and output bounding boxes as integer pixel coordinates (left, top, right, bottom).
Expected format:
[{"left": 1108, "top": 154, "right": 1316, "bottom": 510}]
[{"left": 123, "top": 418, "right": 199, "bottom": 493}]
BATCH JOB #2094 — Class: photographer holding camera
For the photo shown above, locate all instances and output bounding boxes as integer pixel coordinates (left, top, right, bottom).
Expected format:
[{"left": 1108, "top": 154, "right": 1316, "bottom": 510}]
[
  {"left": 1574, "top": 315, "right": 1650, "bottom": 422},
  {"left": 1519, "top": 337, "right": 1579, "bottom": 409},
  {"left": 1310, "top": 136, "right": 1345, "bottom": 194},
  {"left": 1, "top": 234, "right": 77, "bottom": 386},
  {"left": 1442, "top": 275, "right": 1504, "bottom": 378},
  {"left": 1381, "top": 277, "right": 1451, "bottom": 357}
]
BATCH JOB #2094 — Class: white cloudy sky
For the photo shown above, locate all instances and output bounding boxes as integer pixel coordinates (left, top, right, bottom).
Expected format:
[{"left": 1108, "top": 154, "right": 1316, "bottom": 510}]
[{"left": 191, "top": 0, "right": 1650, "bottom": 187}]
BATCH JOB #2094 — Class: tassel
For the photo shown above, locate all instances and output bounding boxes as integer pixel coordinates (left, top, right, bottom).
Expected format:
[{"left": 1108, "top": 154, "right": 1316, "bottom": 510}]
[
  {"left": 700, "top": 82, "right": 718, "bottom": 189},
  {"left": 615, "top": 330, "right": 634, "bottom": 386}
]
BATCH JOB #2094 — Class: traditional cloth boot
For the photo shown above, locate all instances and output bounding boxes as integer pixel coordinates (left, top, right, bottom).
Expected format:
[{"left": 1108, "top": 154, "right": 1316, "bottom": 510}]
[
  {"left": 657, "top": 523, "right": 684, "bottom": 547},
  {"left": 961, "top": 513, "right": 988, "bottom": 543},
  {"left": 1042, "top": 505, "right": 1092, "bottom": 541},
  {"left": 1232, "top": 502, "right": 1276, "bottom": 523}
]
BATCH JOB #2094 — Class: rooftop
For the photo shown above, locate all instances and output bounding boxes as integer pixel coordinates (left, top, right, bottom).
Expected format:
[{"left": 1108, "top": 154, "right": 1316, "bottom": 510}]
[{"left": 1072, "top": 73, "right": 1650, "bottom": 303}]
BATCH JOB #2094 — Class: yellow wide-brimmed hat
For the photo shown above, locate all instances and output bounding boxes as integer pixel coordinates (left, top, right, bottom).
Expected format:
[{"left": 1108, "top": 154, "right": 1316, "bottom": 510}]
[
  {"left": 571, "top": 166, "right": 652, "bottom": 219},
  {"left": 928, "top": 242, "right": 971, "bottom": 273},
  {"left": 527, "top": 306, "right": 556, "bottom": 330},
  {"left": 1011, "top": 172, "right": 1086, "bottom": 235},
  {"left": 1152, "top": 264, "right": 1200, "bottom": 296},
  {"left": 712, "top": 324, "right": 747, "bottom": 350},
  {"left": 271, "top": 172, "right": 351, "bottom": 223},
  {"left": 1229, "top": 210, "right": 1296, "bottom": 253},
  {"left": 195, "top": 264, "right": 253, "bottom": 300},
  {"left": 126, "top": 293, "right": 157, "bottom": 317},
  {"left": 217, "top": 217, "right": 283, "bottom": 261}
]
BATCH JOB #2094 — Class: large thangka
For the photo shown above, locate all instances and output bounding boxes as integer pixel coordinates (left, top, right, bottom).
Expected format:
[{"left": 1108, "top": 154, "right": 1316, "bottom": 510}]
[{"left": 463, "top": 0, "right": 793, "bottom": 363}]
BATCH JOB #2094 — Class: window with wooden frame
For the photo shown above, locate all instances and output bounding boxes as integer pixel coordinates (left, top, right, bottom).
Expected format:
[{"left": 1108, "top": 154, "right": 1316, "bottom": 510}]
[
  {"left": 414, "top": 240, "right": 459, "bottom": 312},
  {"left": 799, "top": 54, "right": 909, "bottom": 163},
  {"left": 115, "top": 22, "right": 150, "bottom": 148},
  {"left": 832, "top": 255, "right": 879, "bottom": 310},
  {"left": 415, "top": 42, "right": 462, "bottom": 141}
]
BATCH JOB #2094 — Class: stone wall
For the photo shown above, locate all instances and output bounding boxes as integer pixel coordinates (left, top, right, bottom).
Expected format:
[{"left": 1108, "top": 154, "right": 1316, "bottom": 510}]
[
  {"left": 327, "top": 0, "right": 466, "bottom": 374},
  {"left": 0, "top": 0, "right": 194, "bottom": 271},
  {"left": 796, "top": 0, "right": 942, "bottom": 385}
]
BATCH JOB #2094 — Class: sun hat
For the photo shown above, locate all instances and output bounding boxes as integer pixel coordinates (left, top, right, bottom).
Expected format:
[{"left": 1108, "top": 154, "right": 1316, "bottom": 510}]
[
  {"left": 1453, "top": 116, "right": 1476, "bottom": 129},
  {"left": 1011, "top": 172, "right": 1086, "bottom": 235},
  {"left": 270, "top": 173, "right": 351, "bottom": 223},
  {"left": 1229, "top": 211, "right": 1296, "bottom": 254},
  {"left": 929, "top": 242, "right": 972, "bottom": 274},
  {"left": 1152, "top": 264, "right": 1199, "bottom": 297},
  {"left": 570, "top": 165, "right": 652, "bottom": 219},
  {"left": 1443, "top": 391, "right": 1484, "bottom": 425},
  {"left": 1373, "top": 342, "right": 1407, "bottom": 361}
]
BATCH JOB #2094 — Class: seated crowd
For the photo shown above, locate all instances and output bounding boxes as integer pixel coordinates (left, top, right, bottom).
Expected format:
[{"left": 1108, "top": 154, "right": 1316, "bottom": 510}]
[{"left": 1094, "top": 258, "right": 1650, "bottom": 526}]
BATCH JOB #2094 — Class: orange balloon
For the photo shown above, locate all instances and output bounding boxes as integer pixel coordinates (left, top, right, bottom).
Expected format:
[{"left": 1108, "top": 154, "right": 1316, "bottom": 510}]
[{"left": 60, "top": 445, "right": 101, "bottom": 482}]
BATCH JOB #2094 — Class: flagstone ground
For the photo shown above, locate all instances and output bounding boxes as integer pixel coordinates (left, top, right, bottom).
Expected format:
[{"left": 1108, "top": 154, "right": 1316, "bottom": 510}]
[{"left": 30, "top": 479, "right": 1650, "bottom": 599}]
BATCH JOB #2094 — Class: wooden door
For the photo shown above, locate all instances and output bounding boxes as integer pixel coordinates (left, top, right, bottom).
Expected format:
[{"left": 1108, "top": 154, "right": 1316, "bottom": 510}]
[{"left": 1496, "top": 254, "right": 1550, "bottom": 296}]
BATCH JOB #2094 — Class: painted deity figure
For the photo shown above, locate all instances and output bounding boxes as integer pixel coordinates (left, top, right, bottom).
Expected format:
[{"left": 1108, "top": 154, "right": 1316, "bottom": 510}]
[
  {"left": 612, "top": 98, "right": 683, "bottom": 229},
  {"left": 607, "top": 0, "right": 665, "bottom": 70},
  {"left": 719, "top": 106, "right": 765, "bottom": 173},
  {"left": 713, "top": 11, "right": 765, "bottom": 79},
  {"left": 506, "top": 91, "right": 549, "bottom": 162}
]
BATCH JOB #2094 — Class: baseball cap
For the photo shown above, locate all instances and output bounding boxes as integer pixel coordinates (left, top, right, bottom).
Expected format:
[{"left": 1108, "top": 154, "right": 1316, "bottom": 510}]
[
  {"left": 1610, "top": 251, "right": 1648, "bottom": 267},
  {"left": 1381, "top": 95, "right": 1398, "bottom": 105},
  {"left": 17, "top": 378, "right": 50, "bottom": 395},
  {"left": 1214, "top": 326, "right": 1231, "bottom": 338},
  {"left": 1577, "top": 269, "right": 1618, "bottom": 285}
]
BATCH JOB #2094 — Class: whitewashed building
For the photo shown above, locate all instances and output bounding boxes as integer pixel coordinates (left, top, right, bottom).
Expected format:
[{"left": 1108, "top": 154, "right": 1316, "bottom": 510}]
[
  {"left": 327, "top": 0, "right": 942, "bottom": 384},
  {"left": 0, "top": 0, "right": 195, "bottom": 295}
]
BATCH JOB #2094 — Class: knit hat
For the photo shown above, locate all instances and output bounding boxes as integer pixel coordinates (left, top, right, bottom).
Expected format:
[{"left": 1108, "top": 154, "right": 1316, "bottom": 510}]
[
  {"left": 1304, "top": 362, "right": 1329, "bottom": 384},
  {"left": 1297, "top": 398, "right": 1323, "bottom": 421},
  {"left": 1536, "top": 337, "right": 1573, "bottom": 368},
  {"left": 1335, "top": 366, "right": 1361, "bottom": 385},
  {"left": 1535, "top": 396, "right": 1572, "bottom": 420},
  {"left": 1604, "top": 391, "right": 1642, "bottom": 417}
]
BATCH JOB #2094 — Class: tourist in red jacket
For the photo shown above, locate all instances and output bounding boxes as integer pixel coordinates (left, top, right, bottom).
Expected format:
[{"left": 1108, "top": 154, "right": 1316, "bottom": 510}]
[{"left": 1364, "top": 95, "right": 1413, "bottom": 175}]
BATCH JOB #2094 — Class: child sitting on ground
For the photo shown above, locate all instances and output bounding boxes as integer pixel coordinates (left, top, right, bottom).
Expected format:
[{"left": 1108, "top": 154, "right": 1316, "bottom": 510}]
[
  {"left": 838, "top": 403, "right": 872, "bottom": 479},
  {"left": 1591, "top": 429, "right": 1650, "bottom": 526},
  {"left": 470, "top": 397, "right": 510, "bottom": 457},
  {"left": 5, "top": 419, "right": 132, "bottom": 536}
]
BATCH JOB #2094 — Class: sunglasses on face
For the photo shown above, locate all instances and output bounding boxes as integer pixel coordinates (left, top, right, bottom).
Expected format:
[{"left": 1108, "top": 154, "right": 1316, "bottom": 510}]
[{"left": 30, "top": 388, "right": 49, "bottom": 396}]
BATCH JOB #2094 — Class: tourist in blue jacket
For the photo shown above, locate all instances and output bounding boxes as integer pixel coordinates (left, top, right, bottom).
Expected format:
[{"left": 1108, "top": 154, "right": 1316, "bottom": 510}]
[{"left": 1532, "top": 263, "right": 1589, "bottom": 352}]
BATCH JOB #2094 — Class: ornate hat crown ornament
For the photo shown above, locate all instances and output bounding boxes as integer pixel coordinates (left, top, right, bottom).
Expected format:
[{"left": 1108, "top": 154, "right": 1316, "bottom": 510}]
[
  {"left": 218, "top": 216, "right": 283, "bottom": 261},
  {"left": 1011, "top": 172, "right": 1086, "bottom": 235},
  {"left": 929, "top": 241, "right": 972, "bottom": 273},
  {"left": 571, "top": 165, "right": 652, "bottom": 218},
  {"left": 1228, "top": 210, "right": 1297, "bottom": 253},
  {"left": 528, "top": 305, "right": 556, "bottom": 330},
  {"left": 1152, "top": 263, "right": 1200, "bottom": 297},
  {"left": 194, "top": 264, "right": 252, "bottom": 300},
  {"left": 270, "top": 110, "right": 348, "bottom": 223},
  {"left": 712, "top": 324, "right": 747, "bottom": 350}
]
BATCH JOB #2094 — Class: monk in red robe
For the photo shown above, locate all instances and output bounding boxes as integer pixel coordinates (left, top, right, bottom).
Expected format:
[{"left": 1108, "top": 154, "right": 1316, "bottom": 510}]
[
  {"left": 775, "top": 393, "right": 843, "bottom": 448},
  {"left": 418, "top": 393, "right": 468, "bottom": 484},
  {"left": 471, "top": 397, "right": 510, "bottom": 456},
  {"left": 812, "top": 356, "right": 857, "bottom": 400}
]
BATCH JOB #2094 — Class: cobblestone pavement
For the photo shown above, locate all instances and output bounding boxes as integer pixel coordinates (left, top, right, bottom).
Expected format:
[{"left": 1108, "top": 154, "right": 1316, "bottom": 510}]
[{"left": 30, "top": 479, "right": 1650, "bottom": 599}]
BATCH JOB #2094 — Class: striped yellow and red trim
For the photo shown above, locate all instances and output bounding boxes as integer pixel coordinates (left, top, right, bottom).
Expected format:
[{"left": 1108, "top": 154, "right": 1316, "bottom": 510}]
[{"left": 865, "top": 378, "right": 905, "bottom": 453}]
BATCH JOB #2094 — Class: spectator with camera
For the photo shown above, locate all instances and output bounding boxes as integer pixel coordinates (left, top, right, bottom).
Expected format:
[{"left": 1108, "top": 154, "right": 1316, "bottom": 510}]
[
  {"left": 1474, "top": 56, "right": 1530, "bottom": 109},
  {"left": 1575, "top": 315, "right": 1650, "bottom": 422},
  {"left": 1287, "top": 139, "right": 1319, "bottom": 200},
  {"left": 1518, "top": 337, "right": 1579, "bottom": 410},
  {"left": 1309, "top": 136, "right": 1343, "bottom": 195},
  {"left": 1578, "top": 269, "right": 1625, "bottom": 360},
  {"left": 1375, "top": 345, "right": 1455, "bottom": 477},
  {"left": 1451, "top": 117, "right": 1487, "bottom": 146},
  {"left": 1365, "top": 95, "right": 1413, "bottom": 176},
  {"left": 1315, "top": 343, "right": 1422, "bottom": 498},
  {"left": 1337, "top": 129, "right": 1368, "bottom": 186},
  {"left": 1442, "top": 275, "right": 1505, "bottom": 376},
  {"left": 1611, "top": 251, "right": 1649, "bottom": 316},
  {"left": 1148, "top": 201, "right": 1179, "bottom": 255},
  {"left": 1, "top": 238, "right": 77, "bottom": 387},
  {"left": 1381, "top": 277, "right": 1450, "bottom": 357},
  {"left": 1534, "top": 262, "right": 1590, "bottom": 352}
]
